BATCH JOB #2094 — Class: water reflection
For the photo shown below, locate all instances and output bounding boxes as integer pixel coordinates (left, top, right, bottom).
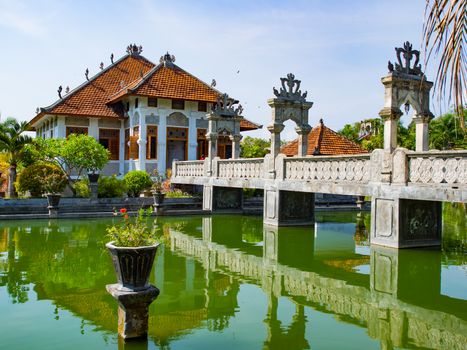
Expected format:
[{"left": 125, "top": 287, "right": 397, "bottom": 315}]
[{"left": 0, "top": 212, "right": 465, "bottom": 350}]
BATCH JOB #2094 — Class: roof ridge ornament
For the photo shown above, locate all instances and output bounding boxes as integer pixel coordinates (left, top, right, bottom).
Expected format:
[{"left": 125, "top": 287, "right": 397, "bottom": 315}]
[
  {"left": 273, "top": 73, "right": 308, "bottom": 102},
  {"left": 213, "top": 93, "right": 243, "bottom": 117},
  {"left": 160, "top": 52, "right": 176, "bottom": 67},
  {"left": 126, "top": 44, "right": 143, "bottom": 56},
  {"left": 388, "top": 41, "right": 423, "bottom": 76}
]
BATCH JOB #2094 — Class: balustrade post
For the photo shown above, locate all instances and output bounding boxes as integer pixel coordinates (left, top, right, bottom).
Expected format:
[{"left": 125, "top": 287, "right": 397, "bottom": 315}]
[{"left": 391, "top": 148, "right": 409, "bottom": 184}]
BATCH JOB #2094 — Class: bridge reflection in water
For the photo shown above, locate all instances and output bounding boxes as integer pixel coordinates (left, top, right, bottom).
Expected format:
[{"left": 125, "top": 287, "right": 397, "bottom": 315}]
[
  {"left": 166, "top": 214, "right": 466, "bottom": 350},
  {"left": 0, "top": 215, "right": 465, "bottom": 350}
]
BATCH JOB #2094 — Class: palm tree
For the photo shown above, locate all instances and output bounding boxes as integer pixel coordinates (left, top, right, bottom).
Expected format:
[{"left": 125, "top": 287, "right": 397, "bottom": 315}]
[
  {"left": 423, "top": 0, "right": 466, "bottom": 129},
  {"left": 0, "top": 118, "right": 33, "bottom": 197}
]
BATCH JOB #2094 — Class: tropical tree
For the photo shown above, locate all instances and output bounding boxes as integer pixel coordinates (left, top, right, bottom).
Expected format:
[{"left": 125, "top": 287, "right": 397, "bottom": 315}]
[
  {"left": 240, "top": 136, "right": 270, "bottom": 158},
  {"left": 423, "top": 0, "right": 466, "bottom": 129},
  {"left": 0, "top": 118, "right": 33, "bottom": 198},
  {"left": 25, "top": 134, "right": 109, "bottom": 195},
  {"left": 429, "top": 110, "right": 467, "bottom": 149}
]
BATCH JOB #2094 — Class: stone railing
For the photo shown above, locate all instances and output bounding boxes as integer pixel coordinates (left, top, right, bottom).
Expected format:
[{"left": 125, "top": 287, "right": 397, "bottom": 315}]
[
  {"left": 407, "top": 151, "right": 467, "bottom": 185},
  {"left": 217, "top": 158, "right": 264, "bottom": 179},
  {"left": 173, "top": 160, "right": 205, "bottom": 177},
  {"left": 282, "top": 154, "right": 371, "bottom": 183}
]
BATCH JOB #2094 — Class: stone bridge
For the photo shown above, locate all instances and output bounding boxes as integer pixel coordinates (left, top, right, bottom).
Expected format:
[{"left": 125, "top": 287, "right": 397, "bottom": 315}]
[
  {"left": 171, "top": 42, "right": 467, "bottom": 249},
  {"left": 168, "top": 220, "right": 467, "bottom": 350}
]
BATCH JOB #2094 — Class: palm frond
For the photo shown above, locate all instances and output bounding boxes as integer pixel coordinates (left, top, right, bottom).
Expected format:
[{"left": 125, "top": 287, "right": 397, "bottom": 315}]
[{"left": 423, "top": 0, "right": 466, "bottom": 128}]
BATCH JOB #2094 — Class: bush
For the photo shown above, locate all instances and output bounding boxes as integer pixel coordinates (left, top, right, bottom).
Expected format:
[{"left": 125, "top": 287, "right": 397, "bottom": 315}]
[
  {"left": 98, "top": 175, "right": 127, "bottom": 198},
  {"left": 164, "top": 189, "right": 192, "bottom": 198},
  {"left": 123, "top": 170, "right": 152, "bottom": 197},
  {"left": 74, "top": 178, "right": 91, "bottom": 198},
  {"left": 15, "top": 163, "right": 65, "bottom": 197}
]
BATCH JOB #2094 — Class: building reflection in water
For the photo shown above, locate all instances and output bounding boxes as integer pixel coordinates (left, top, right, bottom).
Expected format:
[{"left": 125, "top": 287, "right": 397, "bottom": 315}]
[{"left": 0, "top": 214, "right": 465, "bottom": 350}]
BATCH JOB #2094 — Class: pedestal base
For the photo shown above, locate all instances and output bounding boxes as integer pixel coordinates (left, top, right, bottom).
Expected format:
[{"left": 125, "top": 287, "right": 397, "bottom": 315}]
[
  {"left": 106, "top": 284, "right": 159, "bottom": 340},
  {"left": 48, "top": 207, "right": 58, "bottom": 218}
]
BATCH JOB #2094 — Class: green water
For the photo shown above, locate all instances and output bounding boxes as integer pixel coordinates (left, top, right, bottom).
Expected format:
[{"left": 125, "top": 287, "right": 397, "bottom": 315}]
[{"left": 0, "top": 210, "right": 466, "bottom": 350}]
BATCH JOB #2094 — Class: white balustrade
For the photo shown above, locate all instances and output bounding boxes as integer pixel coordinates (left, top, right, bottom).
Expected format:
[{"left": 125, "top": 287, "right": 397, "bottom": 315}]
[
  {"left": 408, "top": 151, "right": 467, "bottom": 184},
  {"left": 284, "top": 155, "right": 371, "bottom": 183},
  {"left": 174, "top": 160, "right": 205, "bottom": 177},
  {"left": 217, "top": 158, "right": 264, "bottom": 179}
]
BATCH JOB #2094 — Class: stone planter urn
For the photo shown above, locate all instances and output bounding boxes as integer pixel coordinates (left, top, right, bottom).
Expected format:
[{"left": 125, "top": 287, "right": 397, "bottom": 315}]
[
  {"left": 87, "top": 173, "right": 100, "bottom": 183},
  {"left": 106, "top": 242, "right": 160, "bottom": 292},
  {"left": 152, "top": 191, "right": 166, "bottom": 206},
  {"left": 45, "top": 193, "right": 61, "bottom": 208}
]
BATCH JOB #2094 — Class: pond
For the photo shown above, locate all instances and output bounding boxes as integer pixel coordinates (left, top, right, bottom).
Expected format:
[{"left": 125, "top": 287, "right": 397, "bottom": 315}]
[{"left": 0, "top": 208, "right": 466, "bottom": 350}]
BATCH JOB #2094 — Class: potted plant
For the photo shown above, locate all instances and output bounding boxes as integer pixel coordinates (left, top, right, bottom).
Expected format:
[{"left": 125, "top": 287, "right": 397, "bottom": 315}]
[
  {"left": 41, "top": 170, "right": 67, "bottom": 208},
  {"left": 106, "top": 208, "right": 161, "bottom": 291},
  {"left": 151, "top": 170, "right": 166, "bottom": 206}
]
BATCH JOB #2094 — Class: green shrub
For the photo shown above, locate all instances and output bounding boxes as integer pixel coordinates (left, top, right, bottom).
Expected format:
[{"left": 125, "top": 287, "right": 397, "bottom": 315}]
[
  {"left": 15, "top": 163, "right": 65, "bottom": 197},
  {"left": 165, "top": 189, "right": 192, "bottom": 198},
  {"left": 123, "top": 170, "right": 152, "bottom": 197},
  {"left": 74, "top": 178, "right": 90, "bottom": 198},
  {"left": 98, "top": 175, "right": 127, "bottom": 198}
]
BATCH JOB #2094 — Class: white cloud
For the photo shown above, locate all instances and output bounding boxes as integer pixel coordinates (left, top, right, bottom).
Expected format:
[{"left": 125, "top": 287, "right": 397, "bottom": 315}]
[{"left": 0, "top": 0, "right": 47, "bottom": 36}]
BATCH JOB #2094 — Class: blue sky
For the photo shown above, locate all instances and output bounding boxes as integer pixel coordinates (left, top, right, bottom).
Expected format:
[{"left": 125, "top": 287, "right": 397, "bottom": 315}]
[{"left": 0, "top": 0, "right": 444, "bottom": 139}]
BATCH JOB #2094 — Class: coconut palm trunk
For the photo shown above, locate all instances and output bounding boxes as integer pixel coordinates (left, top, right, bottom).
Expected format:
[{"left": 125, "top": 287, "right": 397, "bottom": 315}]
[{"left": 7, "top": 164, "right": 17, "bottom": 198}]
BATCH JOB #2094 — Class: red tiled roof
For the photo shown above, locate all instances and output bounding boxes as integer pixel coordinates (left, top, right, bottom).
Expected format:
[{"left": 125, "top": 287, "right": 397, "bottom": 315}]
[
  {"left": 29, "top": 51, "right": 261, "bottom": 133},
  {"left": 108, "top": 64, "right": 220, "bottom": 103},
  {"left": 240, "top": 119, "right": 262, "bottom": 131},
  {"left": 281, "top": 120, "right": 367, "bottom": 156},
  {"left": 30, "top": 54, "right": 154, "bottom": 125}
]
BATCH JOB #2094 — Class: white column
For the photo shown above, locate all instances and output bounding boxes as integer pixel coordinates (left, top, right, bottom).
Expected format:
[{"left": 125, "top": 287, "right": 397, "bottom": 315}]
[
  {"left": 414, "top": 115, "right": 430, "bottom": 152},
  {"left": 188, "top": 114, "right": 198, "bottom": 160},
  {"left": 157, "top": 111, "right": 167, "bottom": 174},
  {"left": 119, "top": 120, "right": 125, "bottom": 175},
  {"left": 138, "top": 114, "right": 147, "bottom": 171},
  {"left": 89, "top": 118, "right": 99, "bottom": 140},
  {"left": 56, "top": 116, "right": 66, "bottom": 138}
]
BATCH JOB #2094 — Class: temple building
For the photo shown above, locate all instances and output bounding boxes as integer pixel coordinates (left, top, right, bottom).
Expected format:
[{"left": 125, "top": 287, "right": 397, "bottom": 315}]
[
  {"left": 29, "top": 44, "right": 260, "bottom": 176},
  {"left": 280, "top": 119, "right": 366, "bottom": 156}
]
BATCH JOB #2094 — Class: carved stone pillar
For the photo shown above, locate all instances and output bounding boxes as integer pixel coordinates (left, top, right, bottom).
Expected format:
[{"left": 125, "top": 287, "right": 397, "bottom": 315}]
[
  {"left": 206, "top": 132, "right": 218, "bottom": 160},
  {"left": 370, "top": 198, "right": 441, "bottom": 248},
  {"left": 413, "top": 114, "right": 431, "bottom": 151},
  {"left": 229, "top": 134, "right": 242, "bottom": 159},
  {"left": 106, "top": 284, "right": 159, "bottom": 340},
  {"left": 267, "top": 123, "right": 284, "bottom": 158},
  {"left": 264, "top": 187, "right": 314, "bottom": 226},
  {"left": 296, "top": 124, "right": 312, "bottom": 156},
  {"left": 202, "top": 185, "right": 243, "bottom": 212},
  {"left": 379, "top": 107, "right": 402, "bottom": 152}
]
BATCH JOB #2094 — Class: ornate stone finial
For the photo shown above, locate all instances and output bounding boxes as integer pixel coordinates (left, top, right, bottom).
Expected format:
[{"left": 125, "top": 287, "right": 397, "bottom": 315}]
[
  {"left": 273, "top": 73, "right": 308, "bottom": 102},
  {"left": 213, "top": 93, "right": 243, "bottom": 117},
  {"left": 85, "top": 68, "right": 89, "bottom": 81},
  {"left": 390, "top": 41, "right": 423, "bottom": 76},
  {"left": 99, "top": 62, "right": 104, "bottom": 70},
  {"left": 110, "top": 53, "right": 114, "bottom": 64},
  {"left": 319, "top": 118, "right": 324, "bottom": 125},
  {"left": 126, "top": 44, "right": 143, "bottom": 56},
  {"left": 211, "top": 79, "right": 216, "bottom": 87},
  {"left": 159, "top": 52, "right": 176, "bottom": 67},
  {"left": 57, "top": 85, "right": 63, "bottom": 99}
]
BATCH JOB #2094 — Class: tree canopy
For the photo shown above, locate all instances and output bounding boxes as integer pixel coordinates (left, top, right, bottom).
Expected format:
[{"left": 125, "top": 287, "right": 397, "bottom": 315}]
[
  {"left": 240, "top": 136, "right": 270, "bottom": 158},
  {"left": 0, "top": 118, "right": 33, "bottom": 197},
  {"left": 338, "top": 111, "right": 466, "bottom": 151}
]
